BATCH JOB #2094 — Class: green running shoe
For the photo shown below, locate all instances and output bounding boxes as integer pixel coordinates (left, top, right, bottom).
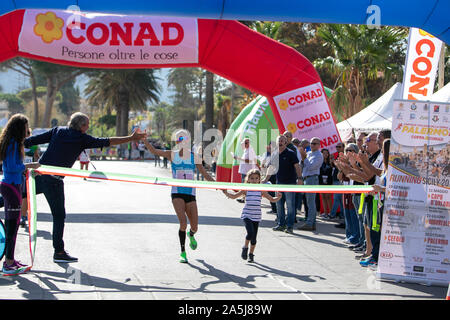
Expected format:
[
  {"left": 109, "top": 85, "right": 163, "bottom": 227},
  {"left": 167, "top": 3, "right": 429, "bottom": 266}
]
[
  {"left": 188, "top": 230, "right": 197, "bottom": 250},
  {"left": 179, "top": 251, "right": 188, "bottom": 263}
]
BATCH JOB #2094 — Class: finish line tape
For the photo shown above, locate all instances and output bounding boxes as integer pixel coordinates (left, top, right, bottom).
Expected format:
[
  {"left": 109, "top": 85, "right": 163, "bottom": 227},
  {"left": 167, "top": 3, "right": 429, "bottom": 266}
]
[
  {"left": 25, "top": 165, "right": 374, "bottom": 268},
  {"left": 33, "top": 165, "right": 374, "bottom": 193}
]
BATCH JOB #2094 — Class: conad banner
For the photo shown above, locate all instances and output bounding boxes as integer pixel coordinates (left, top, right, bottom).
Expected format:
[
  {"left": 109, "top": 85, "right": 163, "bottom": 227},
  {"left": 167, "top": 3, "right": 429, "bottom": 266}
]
[
  {"left": 402, "top": 28, "right": 443, "bottom": 100},
  {"left": 18, "top": 9, "right": 198, "bottom": 65},
  {"left": 378, "top": 99, "right": 450, "bottom": 286},
  {"left": 273, "top": 82, "right": 341, "bottom": 154},
  {"left": 216, "top": 87, "right": 333, "bottom": 183}
]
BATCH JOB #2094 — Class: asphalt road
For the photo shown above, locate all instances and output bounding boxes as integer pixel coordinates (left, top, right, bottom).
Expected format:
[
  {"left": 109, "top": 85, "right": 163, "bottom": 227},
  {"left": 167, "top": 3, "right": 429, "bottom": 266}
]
[{"left": 0, "top": 160, "right": 447, "bottom": 300}]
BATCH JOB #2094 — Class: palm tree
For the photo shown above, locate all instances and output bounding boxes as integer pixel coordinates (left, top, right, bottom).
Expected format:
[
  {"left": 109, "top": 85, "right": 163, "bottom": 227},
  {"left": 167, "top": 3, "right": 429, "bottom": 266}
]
[
  {"left": 149, "top": 102, "right": 170, "bottom": 141},
  {"left": 204, "top": 70, "right": 214, "bottom": 130},
  {"left": 84, "top": 69, "right": 161, "bottom": 136},
  {"left": 314, "top": 24, "right": 407, "bottom": 118},
  {"left": 33, "top": 61, "right": 84, "bottom": 127},
  {"left": 250, "top": 21, "right": 296, "bottom": 48},
  {"left": 1, "top": 58, "right": 41, "bottom": 127},
  {"left": 167, "top": 68, "right": 205, "bottom": 134}
]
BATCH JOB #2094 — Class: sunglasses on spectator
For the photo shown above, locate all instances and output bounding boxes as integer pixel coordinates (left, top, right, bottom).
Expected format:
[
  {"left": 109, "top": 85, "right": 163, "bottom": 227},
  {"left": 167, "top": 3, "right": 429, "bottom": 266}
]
[
  {"left": 336, "top": 145, "right": 343, "bottom": 148},
  {"left": 366, "top": 138, "right": 375, "bottom": 143},
  {"left": 311, "top": 142, "right": 320, "bottom": 145},
  {"left": 345, "top": 149, "right": 355, "bottom": 153}
]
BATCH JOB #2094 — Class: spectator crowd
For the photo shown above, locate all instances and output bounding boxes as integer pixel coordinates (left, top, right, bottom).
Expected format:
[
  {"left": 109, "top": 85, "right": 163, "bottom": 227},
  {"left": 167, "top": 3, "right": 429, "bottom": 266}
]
[{"left": 236, "top": 129, "right": 391, "bottom": 269}]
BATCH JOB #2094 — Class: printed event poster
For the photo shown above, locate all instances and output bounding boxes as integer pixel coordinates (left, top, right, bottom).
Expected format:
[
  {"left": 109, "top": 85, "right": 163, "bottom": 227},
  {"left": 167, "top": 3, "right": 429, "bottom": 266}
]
[
  {"left": 377, "top": 99, "right": 450, "bottom": 286},
  {"left": 273, "top": 82, "right": 341, "bottom": 153},
  {"left": 18, "top": 9, "right": 199, "bottom": 65}
]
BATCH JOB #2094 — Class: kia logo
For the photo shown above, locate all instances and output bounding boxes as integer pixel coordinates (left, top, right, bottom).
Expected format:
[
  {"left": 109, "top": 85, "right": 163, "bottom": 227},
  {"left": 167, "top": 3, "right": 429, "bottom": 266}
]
[{"left": 380, "top": 251, "right": 393, "bottom": 259}]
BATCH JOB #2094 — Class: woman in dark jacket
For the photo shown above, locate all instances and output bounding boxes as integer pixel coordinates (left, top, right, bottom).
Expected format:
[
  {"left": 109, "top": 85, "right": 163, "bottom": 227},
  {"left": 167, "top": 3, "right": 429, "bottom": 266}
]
[{"left": 318, "top": 148, "right": 333, "bottom": 215}]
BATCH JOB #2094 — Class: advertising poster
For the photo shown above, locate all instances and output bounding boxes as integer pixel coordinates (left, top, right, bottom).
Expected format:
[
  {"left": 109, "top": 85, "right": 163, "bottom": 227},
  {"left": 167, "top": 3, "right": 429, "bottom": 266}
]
[
  {"left": 402, "top": 28, "right": 443, "bottom": 101},
  {"left": 18, "top": 9, "right": 199, "bottom": 65},
  {"left": 273, "top": 82, "right": 341, "bottom": 154},
  {"left": 378, "top": 99, "right": 450, "bottom": 286}
]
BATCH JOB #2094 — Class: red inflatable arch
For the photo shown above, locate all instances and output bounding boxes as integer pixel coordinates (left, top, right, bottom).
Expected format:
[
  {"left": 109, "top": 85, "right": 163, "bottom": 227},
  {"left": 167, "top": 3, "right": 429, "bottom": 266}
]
[{"left": 0, "top": 9, "right": 341, "bottom": 182}]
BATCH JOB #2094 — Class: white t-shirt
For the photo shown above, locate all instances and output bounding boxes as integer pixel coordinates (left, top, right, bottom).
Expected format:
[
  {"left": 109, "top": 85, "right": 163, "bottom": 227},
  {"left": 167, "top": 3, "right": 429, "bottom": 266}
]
[
  {"left": 238, "top": 147, "right": 258, "bottom": 174},
  {"left": 374, "top": 152, "right": 384, "bottom": 185},
  {"left": 79, "top": 150, "right": 90, "bottom": 162}
]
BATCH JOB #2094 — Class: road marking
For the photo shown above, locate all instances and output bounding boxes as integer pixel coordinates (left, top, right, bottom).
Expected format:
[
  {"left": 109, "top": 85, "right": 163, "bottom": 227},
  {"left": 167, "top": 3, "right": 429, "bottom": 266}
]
[{"left": 267, "top": 274, "right": 312, "bottom": 300}]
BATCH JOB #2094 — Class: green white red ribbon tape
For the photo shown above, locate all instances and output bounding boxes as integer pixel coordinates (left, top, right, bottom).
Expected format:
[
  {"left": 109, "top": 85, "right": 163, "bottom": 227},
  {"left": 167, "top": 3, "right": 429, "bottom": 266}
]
[{"left": 25, "top": 165, "right": 374, "bottom": 268}]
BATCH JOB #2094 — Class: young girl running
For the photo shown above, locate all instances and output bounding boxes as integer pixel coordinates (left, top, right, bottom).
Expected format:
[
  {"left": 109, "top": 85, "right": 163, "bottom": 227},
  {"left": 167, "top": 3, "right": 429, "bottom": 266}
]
[
  {"left": 223, "top": 169, "right": 281, "bottom": 262},
  {"left": 0, "top": 114, "right": 40, "bottom": 275}
]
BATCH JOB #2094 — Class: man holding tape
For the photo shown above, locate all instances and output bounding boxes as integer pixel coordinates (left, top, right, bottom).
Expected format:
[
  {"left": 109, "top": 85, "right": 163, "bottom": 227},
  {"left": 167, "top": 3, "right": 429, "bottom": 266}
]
[{"left": 24, "top": 112, "right": 147, "bottom": 263}]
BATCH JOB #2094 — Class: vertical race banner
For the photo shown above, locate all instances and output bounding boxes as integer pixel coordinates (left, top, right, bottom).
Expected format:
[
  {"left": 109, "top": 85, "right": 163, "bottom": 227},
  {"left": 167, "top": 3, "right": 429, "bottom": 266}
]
[
  {"left": 378, "top": 99, "right": 450, "bottom": 286},
  {"left": 402, "top": 28, "right": 443, "bottom": 100},
  {"left": 273, "top": 82, "right": 341, "bottom": 154}
]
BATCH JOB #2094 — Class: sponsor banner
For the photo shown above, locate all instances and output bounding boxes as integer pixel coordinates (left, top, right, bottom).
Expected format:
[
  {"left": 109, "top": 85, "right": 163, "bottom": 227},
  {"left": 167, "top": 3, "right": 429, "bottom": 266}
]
[
  {"left": 378, "top": 99, "right": 450, "bottom": 285},
  {"left": 18, "top": 9, "right": 198, "bottom": 65},
  {"left": 273, "top": 82, "right": 341, "bottom": 153},
  {"left": 402, "top": 28, "right": 443, "bottom": 100},
  {"left": 392, "top": 101, "right": 449, "bottom": 147}
]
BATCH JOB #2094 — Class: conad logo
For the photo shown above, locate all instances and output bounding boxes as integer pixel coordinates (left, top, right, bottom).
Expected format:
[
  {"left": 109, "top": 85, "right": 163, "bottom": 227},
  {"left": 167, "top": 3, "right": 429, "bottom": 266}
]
[
  {"left": 405, "top": 29, "right": 441, "bottom": 100},
  {"left": 296, "top": 112, "right": 331, "bottom": 129},
  {"left": 33, "top": 11, "right": 186, "bottom": 47},
  {"left": 287, "top": 88, "right": 323, "bottom": 106},
  {"left": 380, "top": 251, "right": 393, "bottom": 259}
]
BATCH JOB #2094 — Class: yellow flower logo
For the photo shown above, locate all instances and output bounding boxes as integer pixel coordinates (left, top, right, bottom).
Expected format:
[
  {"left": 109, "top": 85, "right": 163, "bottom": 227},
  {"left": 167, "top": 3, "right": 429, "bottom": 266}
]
[
  {"left": 34, "top": 12, "right": 64, "bottom": 44},
  {"left": 278, "top": 99, "right": 289, "bottom": 111},
  {"left": 286, "top": 122, "right": 297, "bottom": 133},
  {"left": 418, "top": 29, "right": 435, "bottom": 38}
]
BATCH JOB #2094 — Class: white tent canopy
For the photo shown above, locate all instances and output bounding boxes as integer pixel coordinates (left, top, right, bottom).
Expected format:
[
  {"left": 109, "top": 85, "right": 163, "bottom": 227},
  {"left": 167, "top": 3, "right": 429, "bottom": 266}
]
[
  {"left": 430, "top": 82, "right": 450, "bottom": 103},
  {"left": 337, "top": 83, "right": 402, "bottom": 139},
  {"left": 337, "top": 82, "right": 450, "bottom": 140}
]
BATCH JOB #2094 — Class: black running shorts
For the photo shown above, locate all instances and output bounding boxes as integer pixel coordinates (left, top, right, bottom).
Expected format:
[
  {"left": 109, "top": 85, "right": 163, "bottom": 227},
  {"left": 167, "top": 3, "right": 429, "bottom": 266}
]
[{"left": 171, "top": 193, "right": 196, "bottom": 203}]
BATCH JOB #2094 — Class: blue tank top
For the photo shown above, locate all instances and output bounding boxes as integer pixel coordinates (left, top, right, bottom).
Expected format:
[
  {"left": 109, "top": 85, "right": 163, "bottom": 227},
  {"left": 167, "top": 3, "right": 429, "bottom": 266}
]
[{"left": 171, "top": 151, "right": 196, "bottom": 196}]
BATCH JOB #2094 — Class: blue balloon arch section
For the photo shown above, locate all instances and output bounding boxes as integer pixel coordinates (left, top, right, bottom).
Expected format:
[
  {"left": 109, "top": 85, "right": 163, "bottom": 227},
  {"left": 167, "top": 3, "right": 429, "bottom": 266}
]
[{"left": 1, "top": 0, "right": 448, "bottom": 44}]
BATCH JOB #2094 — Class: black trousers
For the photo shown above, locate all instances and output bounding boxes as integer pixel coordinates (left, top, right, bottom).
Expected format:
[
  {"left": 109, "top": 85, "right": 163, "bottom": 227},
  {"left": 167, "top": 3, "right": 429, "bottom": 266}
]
[
  {"left": 243, "top": 218, "right": 259, "bottom": 245},
  {"left": 1, "top": 183, "right": 22, "bottom": 260},
  {"left": 370, "top": 205, "right": 384, "bottom": 262},
  {"left": 35, "top": 175, "right": 66, "bottom": 253},
  {"left": 268, "top": 175, "right": 277, "bottom": 212}
]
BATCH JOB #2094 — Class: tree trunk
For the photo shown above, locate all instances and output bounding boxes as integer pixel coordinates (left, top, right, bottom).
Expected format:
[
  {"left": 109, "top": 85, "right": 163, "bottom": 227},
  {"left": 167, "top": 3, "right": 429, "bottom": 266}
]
[
  {"left": 29, "top": 70, "right": 39, "bottom": 128},
  {"left": 205, "top": 71, "right": 214, "bottom": 130},
  {"left": 197, "top": 72, "right": 203, "bottom": 121},
  {"left": 118, "top": 85, "right": 130, "bottom": 136},
  {"left": 42, "top": 76, "right": 57, "bottom": 128},
  {"left": 115, "top": 106, "right": 122, "bottom": 136}
]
